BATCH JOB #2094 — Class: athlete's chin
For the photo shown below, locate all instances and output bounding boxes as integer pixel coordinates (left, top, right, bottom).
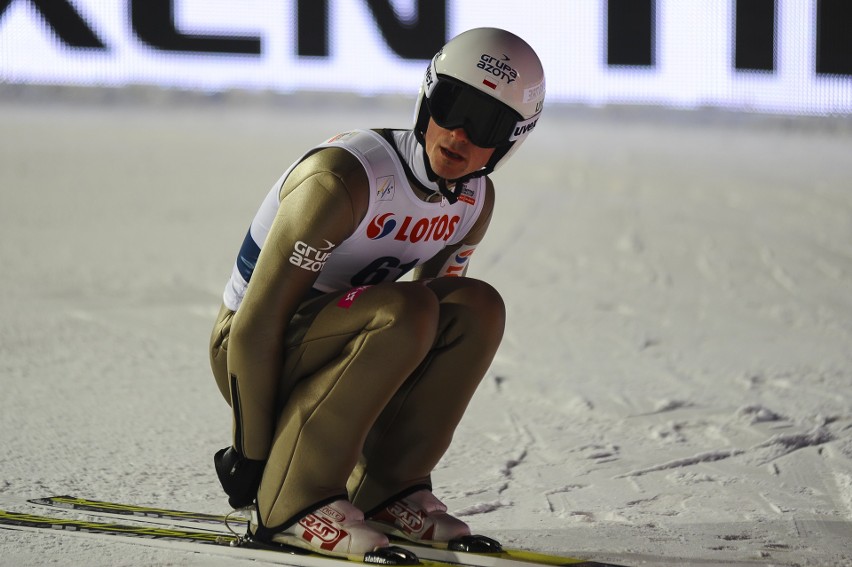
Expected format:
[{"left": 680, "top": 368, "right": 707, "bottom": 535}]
[
  {"left": 430, "top": 157, "right": 471, "bottom": 181},
  {"left": 434, "top": 166, "right": 467, "bottom": 181}
]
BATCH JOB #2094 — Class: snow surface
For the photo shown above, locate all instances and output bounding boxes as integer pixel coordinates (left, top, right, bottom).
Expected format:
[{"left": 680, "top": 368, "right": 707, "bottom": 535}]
[{"left": 1, "top": 92, "right": 851, "bottom": 566}]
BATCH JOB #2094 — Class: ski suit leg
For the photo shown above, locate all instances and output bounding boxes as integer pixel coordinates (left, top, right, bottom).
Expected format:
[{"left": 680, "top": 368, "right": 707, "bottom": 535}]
[
  {"left": 255, "top": 281, "right": 441, "bottom": 530},
  {"left": 210, "top": 304, "right": 235, "bottom": 402},
  {"left": 347, "top": 277, "right": 506, "bottom": 514}
]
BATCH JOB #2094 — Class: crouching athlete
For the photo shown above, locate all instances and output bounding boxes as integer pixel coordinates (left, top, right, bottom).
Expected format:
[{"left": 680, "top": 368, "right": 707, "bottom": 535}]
[{"left": 209, "top": 27, "right": 545, "bottom": 563}]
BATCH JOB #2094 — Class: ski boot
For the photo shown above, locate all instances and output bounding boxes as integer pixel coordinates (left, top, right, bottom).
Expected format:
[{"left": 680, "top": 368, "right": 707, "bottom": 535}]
[
  {"left": 368, "top": 489, "right": 502, "bottom": 553},
  {"left": 249, "top": 499, "right": 418, "bottom": 564}
]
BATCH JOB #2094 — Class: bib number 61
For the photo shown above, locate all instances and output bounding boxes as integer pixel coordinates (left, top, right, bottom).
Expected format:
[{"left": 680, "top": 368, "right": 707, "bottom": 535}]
[{"left": 351, "top": 256, "right": 419, "bottom": 286}]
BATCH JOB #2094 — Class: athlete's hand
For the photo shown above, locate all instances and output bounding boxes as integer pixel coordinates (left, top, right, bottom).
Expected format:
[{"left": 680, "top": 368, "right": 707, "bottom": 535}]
[{"left": 214, "top": 446, "right": 265, "bottom": 509}]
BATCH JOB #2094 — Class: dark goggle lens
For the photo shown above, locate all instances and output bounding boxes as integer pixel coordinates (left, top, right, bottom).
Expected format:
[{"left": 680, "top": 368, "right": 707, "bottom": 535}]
[{"left": 426, "top": 79, "right": 521, "bottom": 148}]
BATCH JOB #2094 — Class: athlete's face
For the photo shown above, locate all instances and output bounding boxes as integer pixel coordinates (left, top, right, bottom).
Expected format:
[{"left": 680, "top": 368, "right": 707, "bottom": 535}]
[{"left": 424, "top": 118, "right": 496, "bottom": 181}]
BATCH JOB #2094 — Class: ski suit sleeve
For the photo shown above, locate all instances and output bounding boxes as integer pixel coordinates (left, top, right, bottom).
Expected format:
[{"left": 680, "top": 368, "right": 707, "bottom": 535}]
[
  {"left": 412, "top": 177, "right": 496, "bottom": 280},
  {"left": 227, "top": 148, "right": 369, "bottom": 461}
]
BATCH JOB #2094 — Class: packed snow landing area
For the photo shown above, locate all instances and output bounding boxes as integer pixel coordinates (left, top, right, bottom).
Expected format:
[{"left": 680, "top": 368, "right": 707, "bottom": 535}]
[{"left": 1, "top": 93, "right": 851, "bottom": 566}]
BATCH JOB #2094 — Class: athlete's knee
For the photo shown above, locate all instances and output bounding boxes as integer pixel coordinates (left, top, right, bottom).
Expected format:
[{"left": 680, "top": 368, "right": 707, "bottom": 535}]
[
  {"left": 463, "top": 278, "right": 505, "bottom": 325},
  {"left": 430, "top": 277, "right": 506, "bottom": 333},
  {"left": 360, "top": 282, "right": 441, "bottom": 344}
]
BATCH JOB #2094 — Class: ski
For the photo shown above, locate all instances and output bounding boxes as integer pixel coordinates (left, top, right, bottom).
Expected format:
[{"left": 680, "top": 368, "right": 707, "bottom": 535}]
[
  {"left": 0, "top": 508, "right": 420, "bottom": 566},
  {"left": 27, "top": 495, "right": 626, "bottom": 567}
]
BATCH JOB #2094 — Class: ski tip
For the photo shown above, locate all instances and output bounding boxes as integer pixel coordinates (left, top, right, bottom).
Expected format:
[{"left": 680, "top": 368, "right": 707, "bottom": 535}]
[{"left": 364, "top": 545, "right": 420, "bottom": 565}]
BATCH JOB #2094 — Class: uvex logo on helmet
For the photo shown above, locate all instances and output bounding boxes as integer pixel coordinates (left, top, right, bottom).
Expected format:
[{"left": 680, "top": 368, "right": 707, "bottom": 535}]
[
  {"left": 509, "top": 116, "right": 539, "bottom": 142},
  {"left": 514, "top": 116, "right": 538, "bottom": 137},
  {"left": 367, "top": 213, "right": 460, "bottom": 243}
]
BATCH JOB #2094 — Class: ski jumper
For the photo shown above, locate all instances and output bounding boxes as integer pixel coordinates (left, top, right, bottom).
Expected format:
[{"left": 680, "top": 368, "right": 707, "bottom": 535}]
[{"left": 209, "top": 129, "right": 505, "bottom": 530}]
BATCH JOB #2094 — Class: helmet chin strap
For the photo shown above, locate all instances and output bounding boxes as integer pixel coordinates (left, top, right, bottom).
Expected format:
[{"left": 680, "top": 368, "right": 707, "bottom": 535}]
[{"left": 420, "top": 149, "right": 462, "bottom": 204}]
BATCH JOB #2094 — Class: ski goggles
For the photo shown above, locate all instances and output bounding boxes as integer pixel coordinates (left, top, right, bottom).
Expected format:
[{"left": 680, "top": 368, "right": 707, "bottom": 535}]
[{"left": 425, "top": 76, "right": 523, "bottom": 148}]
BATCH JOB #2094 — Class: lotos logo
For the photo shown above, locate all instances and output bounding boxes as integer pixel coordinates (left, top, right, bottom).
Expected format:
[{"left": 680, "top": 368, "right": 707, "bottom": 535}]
[
  {"left": 367, "top": 212, "right": 397, "bottom": 239},
  {"left": 367, "top": 213, "right": 460, "bottom": 243},
  {"left": 443, "top": 246, "right": 476, "bottom": 276}
]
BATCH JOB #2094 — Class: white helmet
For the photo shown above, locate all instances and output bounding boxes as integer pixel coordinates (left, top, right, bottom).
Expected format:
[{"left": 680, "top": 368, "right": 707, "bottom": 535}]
[{"left": 414, "top": 27, "right": 545, "bottom": 177}]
